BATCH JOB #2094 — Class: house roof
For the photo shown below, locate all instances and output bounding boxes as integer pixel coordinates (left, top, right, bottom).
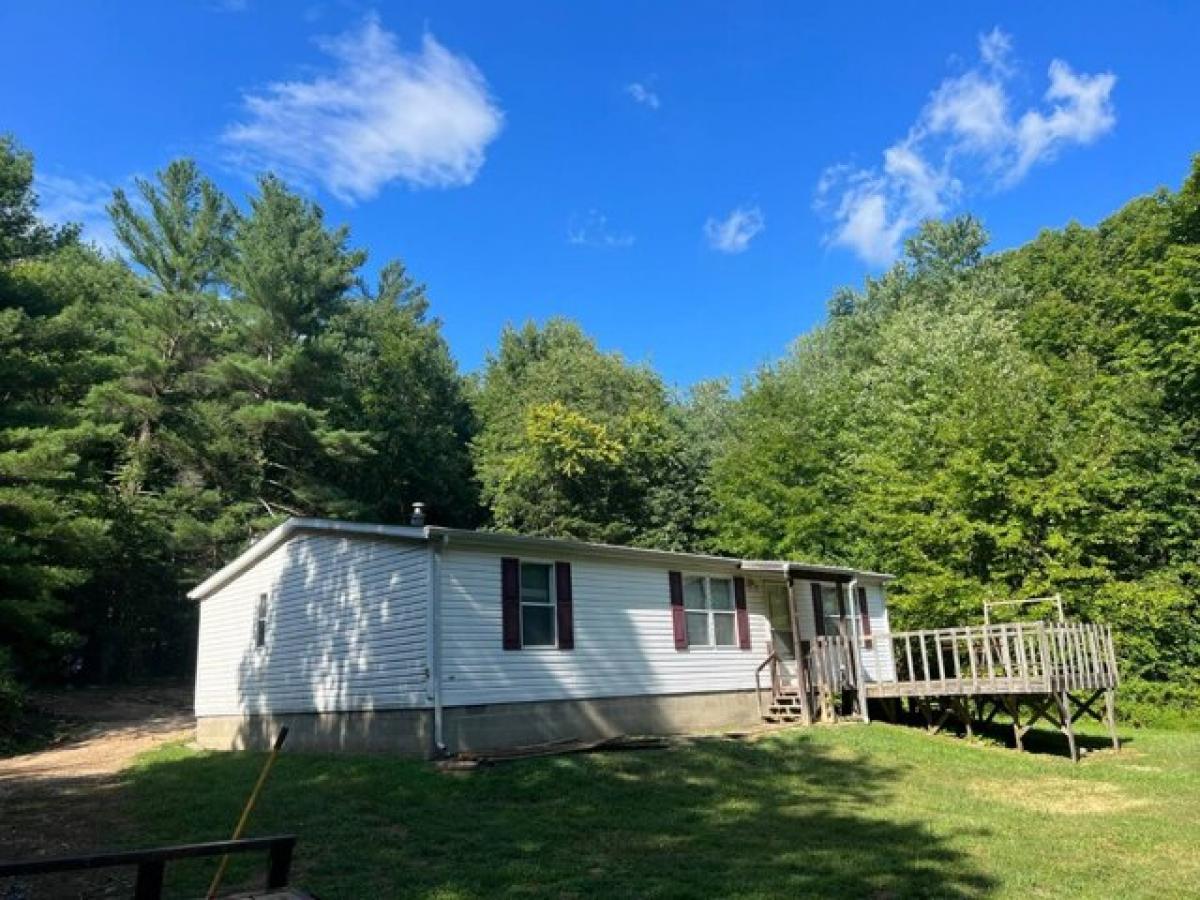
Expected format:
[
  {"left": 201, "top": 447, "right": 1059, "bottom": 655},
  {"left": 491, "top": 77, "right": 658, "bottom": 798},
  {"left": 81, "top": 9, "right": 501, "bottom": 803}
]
[{"left": 187, "top": 516, "right": 894, "bottom": 601}]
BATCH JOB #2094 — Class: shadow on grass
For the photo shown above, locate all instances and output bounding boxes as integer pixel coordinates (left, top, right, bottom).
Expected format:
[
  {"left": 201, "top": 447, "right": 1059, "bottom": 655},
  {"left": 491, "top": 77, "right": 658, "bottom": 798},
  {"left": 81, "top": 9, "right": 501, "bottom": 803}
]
[
  {"left": 880, "top": 703, "right": 1129, "bottom": 760},
  {"left": 114, "top": 731, "right": 997, "bottom": 899}
]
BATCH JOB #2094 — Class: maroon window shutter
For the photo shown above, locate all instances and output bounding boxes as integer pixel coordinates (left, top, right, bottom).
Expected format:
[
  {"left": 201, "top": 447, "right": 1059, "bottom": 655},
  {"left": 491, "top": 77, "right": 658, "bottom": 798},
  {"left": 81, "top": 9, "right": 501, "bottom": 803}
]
[
  {"left": 733, "top": 576, "right": 751, "bottom": 650},
  {"left": 501, "top": 557, "right": 521, "bottom": 650},
  {"left": 810, "top": 583, "right": 825, "bottom": 637},
  {"left": 555, "top": 561, "right": 574, "bottom": 650},
  {"left": 669, "top": 571, "right": 687, "bottom": 650},
  {"left": 856, "top": 586, "right": 872, "bottom": 636}
]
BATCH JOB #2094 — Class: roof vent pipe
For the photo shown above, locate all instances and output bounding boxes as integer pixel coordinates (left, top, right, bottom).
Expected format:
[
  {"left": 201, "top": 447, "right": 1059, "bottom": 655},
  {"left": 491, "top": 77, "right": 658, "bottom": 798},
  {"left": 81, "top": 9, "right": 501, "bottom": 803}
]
[{"left": 410, "top": 501, "right": 427, "bottom": 527}]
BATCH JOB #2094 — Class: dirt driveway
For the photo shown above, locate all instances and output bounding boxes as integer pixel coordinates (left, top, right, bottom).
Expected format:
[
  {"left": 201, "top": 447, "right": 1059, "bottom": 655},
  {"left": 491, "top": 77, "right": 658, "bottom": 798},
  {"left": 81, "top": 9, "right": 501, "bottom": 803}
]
[{"left": 0, "top": 686, "right": 194, "bottom": 898}]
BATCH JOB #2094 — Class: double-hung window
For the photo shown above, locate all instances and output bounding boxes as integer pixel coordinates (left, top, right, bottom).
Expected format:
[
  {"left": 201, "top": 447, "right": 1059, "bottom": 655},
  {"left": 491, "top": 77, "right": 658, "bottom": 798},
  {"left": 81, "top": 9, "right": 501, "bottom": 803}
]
[
  {"left": 683, "top": 575, "right": 737, "bottom": 648},
  {"left": 519, "top": 562, "right": 556, "bottom": 648}
]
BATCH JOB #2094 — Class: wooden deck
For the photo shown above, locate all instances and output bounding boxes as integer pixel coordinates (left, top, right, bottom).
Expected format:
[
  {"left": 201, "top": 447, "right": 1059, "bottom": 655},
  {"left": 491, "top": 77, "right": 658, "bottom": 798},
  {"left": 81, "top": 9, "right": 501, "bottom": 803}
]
[
  {"left": 759, "top": 619, "right": 1121, "bottom": 761},
  {"left": 864, "top": 621, "right": 1118, "bottom": 699}
]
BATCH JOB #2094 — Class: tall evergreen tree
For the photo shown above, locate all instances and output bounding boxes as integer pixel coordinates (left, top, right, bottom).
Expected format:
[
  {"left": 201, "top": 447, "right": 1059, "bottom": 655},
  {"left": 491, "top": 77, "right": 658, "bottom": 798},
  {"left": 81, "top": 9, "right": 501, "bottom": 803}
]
[
  {"left": 214, "top": 174, "right": 371, "bottom": 523},
  {"left": 99, "top": 159, "right": 235, "bottom": 498},
  {"left": 0, "top": 138, "right": 131, "bottom": 687},
  {"left": 324, "top": 261, "right": 479, "bottom": 525}
]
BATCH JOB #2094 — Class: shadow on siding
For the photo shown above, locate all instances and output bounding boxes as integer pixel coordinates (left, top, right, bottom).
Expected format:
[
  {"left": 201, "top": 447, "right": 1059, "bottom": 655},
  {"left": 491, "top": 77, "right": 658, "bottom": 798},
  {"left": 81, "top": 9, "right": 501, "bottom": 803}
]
[
  {"left": 231, "top": 534, "right": 429, "bottom": 752},
  {"left": 229, "top": 540, "right": 783, "bottom": 755}
]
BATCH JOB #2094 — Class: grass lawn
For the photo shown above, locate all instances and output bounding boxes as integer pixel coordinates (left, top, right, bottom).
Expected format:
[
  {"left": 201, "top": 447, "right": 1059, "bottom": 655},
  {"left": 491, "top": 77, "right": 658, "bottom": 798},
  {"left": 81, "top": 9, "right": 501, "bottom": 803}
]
[{"left": 123, "top": 723, "right": 1200, "bottom": 899}]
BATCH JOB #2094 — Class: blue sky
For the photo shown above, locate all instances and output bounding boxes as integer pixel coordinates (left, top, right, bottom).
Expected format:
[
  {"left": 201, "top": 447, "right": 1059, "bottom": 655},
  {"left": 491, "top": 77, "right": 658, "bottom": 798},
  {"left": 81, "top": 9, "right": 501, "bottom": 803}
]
[{"left": 4, "top": 2, "right": 1198, "bottom": 388}]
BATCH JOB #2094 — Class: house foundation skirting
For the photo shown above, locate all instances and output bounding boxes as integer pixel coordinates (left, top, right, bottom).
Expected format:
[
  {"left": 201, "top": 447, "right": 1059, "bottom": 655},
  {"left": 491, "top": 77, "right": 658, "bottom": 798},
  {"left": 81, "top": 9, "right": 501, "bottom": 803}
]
[{"left": 195, "top": 689, "right": 762, "bottom": 757}]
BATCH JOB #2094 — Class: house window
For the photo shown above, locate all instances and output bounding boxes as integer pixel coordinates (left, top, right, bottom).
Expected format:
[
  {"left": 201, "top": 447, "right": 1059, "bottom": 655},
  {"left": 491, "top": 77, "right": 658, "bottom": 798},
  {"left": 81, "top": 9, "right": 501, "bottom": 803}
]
[
  {"left": 683, "top": 575, "right": 737, "bottom": 647},
  {"left": 254, "top": 593, "right": 268, "bottom": 649},
  {"left": 520, "top": 562, "right": 556, "bottom": 648},
  {"left": 765, "top": 584, "right": 795, "bottom": 656},
  {"left": 819, "top": 584, "right": 844, "bottom": 637}
]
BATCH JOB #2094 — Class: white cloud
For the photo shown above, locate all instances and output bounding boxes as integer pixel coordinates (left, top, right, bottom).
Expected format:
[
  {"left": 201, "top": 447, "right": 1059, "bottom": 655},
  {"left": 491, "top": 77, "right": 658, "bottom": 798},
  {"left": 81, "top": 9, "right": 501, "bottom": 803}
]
[
  {"left": 817, "top": 28, "right": 1116, "bottom": 266},
  {"left": 704, "top": 206, "right": 765, "bottom": 254},
  {"left": 978, "top": 26, "right": 1013, "bottom": 75},
  {"left": 626, "top": 81, "right": 660, "bottom": 110},
  {"left": 567, "top": 210, "right": 635, "bottom": 248},
  {"left": 1009, "top": 60, "right": 1117, "bottom": 185},
  {"left": 35, "top": 173, "right": 117, "bottom": 251},
  {"left": 223, "top": 15, "right": 504, "bottom": 202}
]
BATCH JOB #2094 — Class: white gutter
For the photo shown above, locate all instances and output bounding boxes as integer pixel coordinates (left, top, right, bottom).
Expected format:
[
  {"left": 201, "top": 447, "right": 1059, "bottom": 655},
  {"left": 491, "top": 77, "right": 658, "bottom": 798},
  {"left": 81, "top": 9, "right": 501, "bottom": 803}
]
[{"left": 426, "top": 527, "right": 744, "bottom": 572}]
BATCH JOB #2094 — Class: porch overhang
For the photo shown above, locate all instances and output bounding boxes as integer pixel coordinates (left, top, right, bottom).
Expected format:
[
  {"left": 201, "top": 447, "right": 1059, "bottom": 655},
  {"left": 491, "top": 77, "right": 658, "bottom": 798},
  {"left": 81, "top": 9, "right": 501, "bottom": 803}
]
[{"left": 739, "top": 560, "right": 895, "bottom": 583}]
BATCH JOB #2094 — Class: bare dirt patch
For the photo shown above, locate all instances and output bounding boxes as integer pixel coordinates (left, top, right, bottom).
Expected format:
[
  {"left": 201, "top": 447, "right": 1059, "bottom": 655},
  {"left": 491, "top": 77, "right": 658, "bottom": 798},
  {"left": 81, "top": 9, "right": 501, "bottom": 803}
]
[{"left": 0, "top": 685, "right": 194, "bottom": 899}]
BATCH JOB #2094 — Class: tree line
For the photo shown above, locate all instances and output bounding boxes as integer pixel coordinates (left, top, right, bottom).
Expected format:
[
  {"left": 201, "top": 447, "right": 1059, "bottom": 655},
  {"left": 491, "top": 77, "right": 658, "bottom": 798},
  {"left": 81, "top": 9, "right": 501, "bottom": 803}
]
[{"left": 2, "top": 135, "right": 1197, "bottom": 722}]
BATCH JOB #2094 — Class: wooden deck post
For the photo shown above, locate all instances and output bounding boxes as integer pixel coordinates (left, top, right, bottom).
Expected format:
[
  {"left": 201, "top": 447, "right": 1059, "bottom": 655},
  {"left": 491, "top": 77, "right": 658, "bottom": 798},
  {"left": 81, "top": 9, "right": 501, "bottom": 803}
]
[
  {"left": 1006, "top": 696, "right": 1024, "bottom": 752},
  {"left": 787, "top": 577, "right": 813, "bottom": 725},
  {"left": 848, "top": 580, "right": 870, "bottom": 724},
  {"left": 1057, "top": 692, "right": 1079, "bottom": 762},
  {"left": 1104, "top": 689, "right": 1120, "bottom": 751}
]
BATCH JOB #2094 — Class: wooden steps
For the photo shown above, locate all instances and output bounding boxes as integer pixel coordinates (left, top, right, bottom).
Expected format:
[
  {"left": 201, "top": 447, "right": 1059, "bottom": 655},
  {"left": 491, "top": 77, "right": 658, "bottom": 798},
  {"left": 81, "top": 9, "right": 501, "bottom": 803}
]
[{"left": 762, "top": 690, "right": 807, "bottom": 724}]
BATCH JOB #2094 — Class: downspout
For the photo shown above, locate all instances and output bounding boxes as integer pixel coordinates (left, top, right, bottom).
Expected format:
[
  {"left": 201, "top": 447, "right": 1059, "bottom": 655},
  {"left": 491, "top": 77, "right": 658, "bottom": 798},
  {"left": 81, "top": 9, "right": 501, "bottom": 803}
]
[
  {"left": 427, "top": 532, "right": 448, "bottom": 756},
  {"left": 847, "top": 577, "right": 870, "bottom": 723}
]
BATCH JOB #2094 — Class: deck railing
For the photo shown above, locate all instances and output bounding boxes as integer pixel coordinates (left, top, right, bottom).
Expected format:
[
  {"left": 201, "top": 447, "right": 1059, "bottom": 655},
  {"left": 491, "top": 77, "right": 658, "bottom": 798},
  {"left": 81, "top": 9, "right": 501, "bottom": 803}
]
[
  {"left": 809, "top": 635, "right": 857, "bottom": 692},
  {"left": 862, "top": 621, "right": 1118, "bottom": 699}
]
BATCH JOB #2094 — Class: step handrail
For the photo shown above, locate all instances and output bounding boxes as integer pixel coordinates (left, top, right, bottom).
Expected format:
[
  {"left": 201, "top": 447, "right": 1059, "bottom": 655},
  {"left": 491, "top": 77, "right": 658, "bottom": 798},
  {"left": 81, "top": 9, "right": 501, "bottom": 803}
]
[{"left": 755, "top": 651, "right": 781, "bottom": 718}]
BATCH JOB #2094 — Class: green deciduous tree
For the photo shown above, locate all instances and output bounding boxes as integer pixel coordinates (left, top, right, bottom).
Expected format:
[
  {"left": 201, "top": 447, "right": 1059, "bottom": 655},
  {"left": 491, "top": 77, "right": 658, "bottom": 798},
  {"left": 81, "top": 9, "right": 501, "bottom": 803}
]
[
  {"left": 711, "top": 190, "right": 1200, "bottom": 696},
  {"left": 472, "top": 319, "right": 715, "bottom": 548}
]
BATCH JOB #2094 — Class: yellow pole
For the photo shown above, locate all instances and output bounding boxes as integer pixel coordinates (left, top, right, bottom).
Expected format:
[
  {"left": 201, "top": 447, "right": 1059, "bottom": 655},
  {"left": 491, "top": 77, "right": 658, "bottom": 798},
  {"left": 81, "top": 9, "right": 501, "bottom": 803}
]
[{"left": 206, "top": 726, "right": 289, "bottom": 899}]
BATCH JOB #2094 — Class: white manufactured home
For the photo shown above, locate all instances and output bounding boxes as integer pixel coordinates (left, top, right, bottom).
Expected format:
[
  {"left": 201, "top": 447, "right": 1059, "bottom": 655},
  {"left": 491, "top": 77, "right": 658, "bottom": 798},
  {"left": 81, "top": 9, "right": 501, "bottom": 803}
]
[{"left": 190, "top": 517, "right": 895, "bottom": 755}]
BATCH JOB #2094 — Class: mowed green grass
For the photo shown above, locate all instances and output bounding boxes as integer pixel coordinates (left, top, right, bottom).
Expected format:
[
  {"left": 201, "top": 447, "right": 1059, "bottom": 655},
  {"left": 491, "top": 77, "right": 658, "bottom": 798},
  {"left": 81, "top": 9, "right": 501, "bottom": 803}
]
[{"left": 124, "top": 723, "right": 1200, "bottom": 899}]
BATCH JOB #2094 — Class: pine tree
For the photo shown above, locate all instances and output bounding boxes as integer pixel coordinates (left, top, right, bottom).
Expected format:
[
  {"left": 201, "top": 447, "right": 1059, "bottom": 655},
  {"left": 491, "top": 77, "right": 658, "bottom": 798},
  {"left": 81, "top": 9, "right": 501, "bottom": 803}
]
[
  {"left": 0, "top": 138, "right": 129, "bottom": 685},
  {"left": 214, "top": 175, "right": 371, "bottom": 523}
]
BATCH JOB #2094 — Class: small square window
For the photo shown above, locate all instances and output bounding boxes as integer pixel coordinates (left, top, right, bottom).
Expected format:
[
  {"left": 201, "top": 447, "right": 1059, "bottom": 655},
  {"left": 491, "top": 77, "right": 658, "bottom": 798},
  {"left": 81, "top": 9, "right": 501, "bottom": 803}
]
[
  {"left": 682, "top": 576, "right": 707, "bottom": 610},
  {"left": 685, "top": 611, "right": 710, "bottom": 646},
  {"left": 522, "top": 603, "right": 555, "bottom": 647},
  {"left": 521, "top": 562, "right": 550, "bottom": 598},
  {"left": 709, "top": 579, "right": 734, "bottom": 611},
  {"left": 712, "top": 611, "right": 736, "bottom": 646}
]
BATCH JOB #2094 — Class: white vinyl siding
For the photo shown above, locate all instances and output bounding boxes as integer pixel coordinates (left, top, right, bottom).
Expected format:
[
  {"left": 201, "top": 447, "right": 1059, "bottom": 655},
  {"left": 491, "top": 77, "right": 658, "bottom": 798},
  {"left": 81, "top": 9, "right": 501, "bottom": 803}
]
[
  {"left": 194, "top": 531, "right": 429, "bottom": 716},
  {"left": 857, "top": 582, "right": 896, "bottom": 682},
  {"left": 439, "top": 548, "right": 771, "bottom": 707},
  {"left": 192, "top": 525, "right": 897, "bottom": 718}
]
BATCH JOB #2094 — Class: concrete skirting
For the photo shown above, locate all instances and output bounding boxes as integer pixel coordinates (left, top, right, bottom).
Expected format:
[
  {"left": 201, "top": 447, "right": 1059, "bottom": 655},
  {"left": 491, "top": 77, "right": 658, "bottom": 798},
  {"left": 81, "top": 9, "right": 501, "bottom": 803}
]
[
  {"left": 195, "top": 689, "right": 762, "bottom": 756},
  {"left": 195, "top": 708, "right": 432, "bottom": 755},
  {"left": 444, "top": 690, "right": 761, "bottom": 753}
]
